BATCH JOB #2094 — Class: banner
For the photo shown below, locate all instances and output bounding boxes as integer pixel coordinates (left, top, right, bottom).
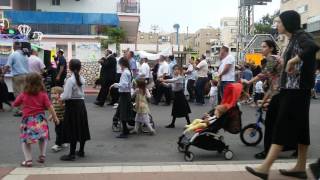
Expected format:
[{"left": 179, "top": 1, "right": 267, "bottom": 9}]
[{"left": 75, "top": 42, "right": 101, "bottom": 62}]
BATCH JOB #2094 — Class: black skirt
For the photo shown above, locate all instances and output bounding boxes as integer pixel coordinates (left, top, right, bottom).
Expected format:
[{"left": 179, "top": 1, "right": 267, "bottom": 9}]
[
  {"left": 171, "top": 90, "right": 191, "bottom": 117},
  {"left": 272, "top": 89, "right": 311, "bottom": 146},
  {"left": 63, "top": 99, "right": 91, "bottom": 143},
  {"left": 119, "top": 92, "right": 132, "bottom": 122}
]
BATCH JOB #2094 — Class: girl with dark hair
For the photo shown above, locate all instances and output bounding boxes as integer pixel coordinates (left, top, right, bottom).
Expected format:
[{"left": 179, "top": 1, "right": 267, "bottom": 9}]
[
  {"left": 110, "top": 57, "right": 133, "bottom": 138},
  {"left": 60, "top": 59, "right": 91, "bottom": 161},
  {"left": 161, "top": 65, "right": 191, "bottom": 128},
  {"left": 12, "top": 73, "right": 59, "bottom": 167},
  {"left": 246, "top": 10, "right": 320, "bottom": 180}
]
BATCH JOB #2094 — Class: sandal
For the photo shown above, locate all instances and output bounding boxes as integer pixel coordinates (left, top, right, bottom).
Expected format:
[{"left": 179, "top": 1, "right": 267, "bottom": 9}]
[
  {"left": 21, "top": 160, "right": 32, "bottom": 167},
  {"left": 37, "top": 155, "right": 46, "bottom": 163}
]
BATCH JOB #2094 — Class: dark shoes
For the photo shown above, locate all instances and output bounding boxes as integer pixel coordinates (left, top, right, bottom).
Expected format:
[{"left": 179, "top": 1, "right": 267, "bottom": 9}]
[
  {"left": 94, "top": 101, "right": 104, "bottom": 107},
  {"left": 254, "top": 151, "right": 267, "bottom": 159},
  {"left": 245, "top": 166, "right": 268, "bottom": 180},
  {"left": 60, "top": 154, "right": 76, "bottom": 161},
  {"left": 309, "top": 159, "right": 320, "bottom": 179},
  {"left": 116, "top": 133, "right": 128, "bottom": 138},
  {"left": 279, "top": 169, "right": 307, "bottom": 179},
  {"left": 165, "top": 124, "right": 175, "bottom": 128},
  {"left": 76, "top": 151, "right": 85, "bottom": 158}
]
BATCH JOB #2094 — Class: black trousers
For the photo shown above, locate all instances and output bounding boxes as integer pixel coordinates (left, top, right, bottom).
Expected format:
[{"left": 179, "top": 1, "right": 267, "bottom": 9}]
[
  {"left": 155, "top": 81, "right": 171, "bottom": 104},
  {"left": 187, "top": 79, "right": 195, "bottom": 100},
  {"left": 110, "top": 74, "right": 121, "bottom": 104},
  {"left": 55, "top": 122, "right": 64, "bottom": 146},
  {"left": 96, "top": 80, "right": 113, "bottom": 105},
  {"left": 195, "top": 77, "right": 208, "bottom": 104}
]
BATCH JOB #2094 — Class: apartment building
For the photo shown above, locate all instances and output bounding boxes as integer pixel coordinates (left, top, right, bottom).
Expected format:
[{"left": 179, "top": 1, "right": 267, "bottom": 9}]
[
  {"left": 0, "top": 0, "right": 140, "bottom": 60},
  {"left": 193, "top": 27, "right": 220, "bottom": 56},
  {"left": 220, "top": 17, "right": 238, "bottom": 53}
]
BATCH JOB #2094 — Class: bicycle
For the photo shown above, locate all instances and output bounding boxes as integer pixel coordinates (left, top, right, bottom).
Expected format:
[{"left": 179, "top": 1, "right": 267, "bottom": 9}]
[{"left": 240, "top": 107, "right": 264, "bottom": 146}]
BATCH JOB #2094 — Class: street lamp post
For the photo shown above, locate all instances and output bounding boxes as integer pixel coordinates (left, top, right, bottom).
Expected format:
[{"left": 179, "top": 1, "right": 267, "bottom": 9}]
[
  {"left": 151, "top": 25, "right": 159, "bottom": 53},
  {"left": 173, "top": 24, "right": 180, "bottom": 52}
]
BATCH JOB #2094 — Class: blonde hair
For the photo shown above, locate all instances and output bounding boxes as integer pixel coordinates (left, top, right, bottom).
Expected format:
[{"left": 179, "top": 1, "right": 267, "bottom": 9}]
[{"left": 51, "top": 86, "right": 64, "bottom": 95}]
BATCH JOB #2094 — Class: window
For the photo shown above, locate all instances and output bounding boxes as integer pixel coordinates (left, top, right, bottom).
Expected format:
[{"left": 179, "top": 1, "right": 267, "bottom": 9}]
[
  {"left": 297, "top": 5, "right": 308, "bottom": 14},
  {"left": 0, "top": 0, "right": 10, "bottom": 6},
  {"left": 140, "top": 35, "right": 144, "bottom": 39},
  {"left": 52, "top": 0, "right": 60, "bottom": 6}
]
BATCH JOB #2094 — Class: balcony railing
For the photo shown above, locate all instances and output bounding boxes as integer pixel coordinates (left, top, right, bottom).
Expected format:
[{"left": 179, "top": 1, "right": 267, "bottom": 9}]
[{"left": 117, "top": 1, "right": 140, "bottom": 14}]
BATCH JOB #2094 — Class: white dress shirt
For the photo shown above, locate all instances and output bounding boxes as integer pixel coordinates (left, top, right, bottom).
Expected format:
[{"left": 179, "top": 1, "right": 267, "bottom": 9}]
[
  {"left": 138, "top": 62, "right": 150, "bottom": 78},
  {"left": 157, "top": 61, "right": 169, "bottom": 78}
]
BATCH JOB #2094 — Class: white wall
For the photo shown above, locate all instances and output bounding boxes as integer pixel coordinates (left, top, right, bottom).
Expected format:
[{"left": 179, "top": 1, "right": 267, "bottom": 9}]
[{"left": 36, "top": 0, "right": 118, "bottom": 13}]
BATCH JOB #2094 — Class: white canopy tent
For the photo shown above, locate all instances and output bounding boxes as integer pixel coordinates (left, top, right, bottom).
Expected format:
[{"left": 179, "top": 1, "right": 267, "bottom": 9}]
[{"left": 136, "top": 47, "right": 173, "bottom": 60}]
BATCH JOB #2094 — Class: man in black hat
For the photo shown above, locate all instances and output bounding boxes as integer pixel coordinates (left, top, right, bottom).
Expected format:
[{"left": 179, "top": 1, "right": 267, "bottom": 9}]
[
  {"left": 94, "top": 50, "right": 117, "bottom": 107},
  {"left": 54, "top": 49, "right": 67, "bottom": 87}
]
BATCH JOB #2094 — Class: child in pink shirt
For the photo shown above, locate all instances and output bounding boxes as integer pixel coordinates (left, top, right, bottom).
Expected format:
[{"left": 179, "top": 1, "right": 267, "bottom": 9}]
[{"left": 13, "top": 73, "right": 59, "bottom": 167}]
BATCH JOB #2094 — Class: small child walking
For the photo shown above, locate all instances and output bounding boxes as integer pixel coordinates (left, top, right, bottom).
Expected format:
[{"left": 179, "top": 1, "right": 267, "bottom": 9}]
[
  {"left": 13, "top": 73, "right": 59, "bottom": 167},
  {"left": 50, "top": 86, "right": 68, "bottom": 152},
  {"left": 253, "top": 80, "right": 264, "bottom": 107},
  {"left": 162, "top": 65, "right": 191, "bottom": 128},
  {"left": 131, "top": 78, "right": 155, "bottom": 135},
  {"left": 209, "top": 80, "right": 218, "bottom": 109}
]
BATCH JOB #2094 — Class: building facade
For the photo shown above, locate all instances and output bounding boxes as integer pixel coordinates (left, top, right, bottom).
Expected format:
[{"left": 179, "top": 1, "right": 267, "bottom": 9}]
[
  {"left": 193, "top": 27, "right": 220, "bottom": 56},
  {"left": 280, "top": 0, "right": 320, "bottom": 58},
  {"left": 220, "top": 17, "right": 238, "bottom": 53},
  {"left": 0, "top": 0, "right": 140, "bottom": 60}
]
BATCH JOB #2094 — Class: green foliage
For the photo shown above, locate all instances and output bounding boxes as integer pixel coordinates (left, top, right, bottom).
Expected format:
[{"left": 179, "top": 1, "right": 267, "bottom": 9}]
[
  {"left": 100, "top": 27, "right": 127, "bottom": 53},
  {"left": 254, "top": 11, "right": 280, "bottom": 34}
]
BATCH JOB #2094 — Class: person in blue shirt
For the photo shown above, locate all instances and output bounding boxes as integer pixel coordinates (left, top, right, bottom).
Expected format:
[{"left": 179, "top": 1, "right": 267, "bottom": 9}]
[
  {"left": 4, "top": 42, "right": 29, "bottom": 116},
  {"left": 242, "top": 64, "right": 253, "bottom": 96},
  {"left": 126, "top": 51, "right": 137, "bottom": 78},
  {"left": 168, "top": 55, "right": 177, "bottom": 77}
]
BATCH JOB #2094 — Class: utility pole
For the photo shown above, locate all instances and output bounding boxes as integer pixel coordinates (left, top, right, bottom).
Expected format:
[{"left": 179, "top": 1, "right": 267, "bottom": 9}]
[
  {"left": 237, "top": 0, "right": 272, "bottom": 62},
  {"left": 151, "top": 24, "right": 159, "bottom": 53}
]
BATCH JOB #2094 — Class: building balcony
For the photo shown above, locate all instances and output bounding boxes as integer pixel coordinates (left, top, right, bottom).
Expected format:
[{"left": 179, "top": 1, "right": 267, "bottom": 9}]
[
  {"left": 307, "top": 15, "right": 320, "bottom": 33},
  {"left": 117, "top": 0, "right": 140, "bottom": 14}
]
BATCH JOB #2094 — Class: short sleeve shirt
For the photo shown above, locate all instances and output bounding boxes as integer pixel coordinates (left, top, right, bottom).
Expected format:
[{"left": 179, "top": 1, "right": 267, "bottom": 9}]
[
  {"left": 57, "top": 56, "right": 67, "bottom": 77},
  {"left": 6, "top": 50, "right": 29, "bottom": 76},
  {"left": 218, "top": 55, "right": 235, "bottom": 81},
  {"left": 196, "top": 60, "right": 209, "bottom": 77},
  {"left": 28, "top": 55, "right": 45, "bottom": 74}
]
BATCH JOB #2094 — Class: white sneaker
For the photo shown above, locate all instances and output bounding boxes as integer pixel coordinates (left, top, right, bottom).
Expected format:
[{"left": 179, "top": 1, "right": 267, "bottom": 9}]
[
  {"left": 113, "top": 104, "right": 119, "bottom": 109},
  {"left": 51, "top": 145, "right": 63, "bottom": 152},
  {"left": 62, "top": 143, "right": 69, "bottom": 148}
]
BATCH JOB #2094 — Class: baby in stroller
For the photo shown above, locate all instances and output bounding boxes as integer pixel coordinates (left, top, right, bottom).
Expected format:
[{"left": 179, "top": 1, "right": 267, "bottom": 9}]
[
  {"left": 184, "top": 105, "right": 228, "bottom": 133},
  {"left": 177, "top": 83, "right": 243, "bottom": 161}
]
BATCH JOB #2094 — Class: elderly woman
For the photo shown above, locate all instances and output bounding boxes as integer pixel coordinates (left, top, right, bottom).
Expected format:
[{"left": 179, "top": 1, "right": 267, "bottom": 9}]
[{"left": 246, "top": 10, "right": 320, "bottom": 180}]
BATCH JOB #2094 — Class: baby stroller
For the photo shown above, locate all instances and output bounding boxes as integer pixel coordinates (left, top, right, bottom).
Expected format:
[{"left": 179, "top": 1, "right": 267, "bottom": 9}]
[
  {"left": 177, "top": 83, "right": 243, "bottom": 161},
  {"left": 112, "top": 102, "right": 155, "bottom": 133}
]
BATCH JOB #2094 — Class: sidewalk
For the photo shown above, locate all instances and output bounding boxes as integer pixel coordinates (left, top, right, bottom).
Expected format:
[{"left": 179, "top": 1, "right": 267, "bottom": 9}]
[{"left": 2, "top": 163, "right": 316, "bottom": 180}]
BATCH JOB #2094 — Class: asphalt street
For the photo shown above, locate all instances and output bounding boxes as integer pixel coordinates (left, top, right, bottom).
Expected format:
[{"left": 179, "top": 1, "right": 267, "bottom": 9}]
[{"left": 0, "top": 96, "right": 319, "bottom": 166}]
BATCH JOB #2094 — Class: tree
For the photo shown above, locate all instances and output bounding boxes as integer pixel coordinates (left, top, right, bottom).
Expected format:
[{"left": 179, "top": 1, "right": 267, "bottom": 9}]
[
  {"left": 254, "top": 11, "right": 280, "bottom": 34},
  {"left": 100, "top": 27, "right": 126, "bottom": 53}
]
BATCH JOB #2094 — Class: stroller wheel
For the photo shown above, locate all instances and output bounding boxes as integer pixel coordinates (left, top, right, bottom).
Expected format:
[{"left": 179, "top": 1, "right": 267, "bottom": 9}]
[
  {"left": 224, "top": 150, "right": 234, "bottom": 160},
  {"left": 177, "top": 145, "right": 185, "bottom": 153},
  {"left": 184, "top": 152, "right": 194, "bottom": 162}
]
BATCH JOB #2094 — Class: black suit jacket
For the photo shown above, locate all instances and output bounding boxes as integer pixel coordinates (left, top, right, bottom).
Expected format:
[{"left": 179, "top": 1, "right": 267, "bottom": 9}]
[{"left": 100, "top": 55, "right": 117, "bottom": 82}]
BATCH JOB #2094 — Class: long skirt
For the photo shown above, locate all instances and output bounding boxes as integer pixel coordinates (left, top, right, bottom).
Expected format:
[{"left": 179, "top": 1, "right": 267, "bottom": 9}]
[
  {"left": 63, "top": 99, "right": 91, "bottom": 143},
  {"left": 171, "top": 90, "right": 191, "bottom": 117},
  {"left": 20, "top": 113, "right": 49, "bottom": 144},
  {"left": 119, "top": 92, "right": 132, "bottom": 122},
  {"left": 272, "top": 89, "right": 311, "bottom": 146}
]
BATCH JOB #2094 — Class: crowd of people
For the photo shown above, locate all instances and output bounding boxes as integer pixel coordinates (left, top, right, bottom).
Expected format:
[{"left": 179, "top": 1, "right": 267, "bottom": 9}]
[{"left": 0, "top": 10, "right": 319, "bottom": 179}]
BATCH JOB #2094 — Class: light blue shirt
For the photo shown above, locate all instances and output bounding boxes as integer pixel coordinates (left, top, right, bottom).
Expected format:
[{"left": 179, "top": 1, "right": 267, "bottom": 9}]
[
  {"left": 6, "top": 50, "right": 29, "bottom": 76},
  {"left": 168, "top": 59, "right": 177, "bottom": 77},
  {"left": 115, "top": 68, "right": 132, "bottom": 92}
]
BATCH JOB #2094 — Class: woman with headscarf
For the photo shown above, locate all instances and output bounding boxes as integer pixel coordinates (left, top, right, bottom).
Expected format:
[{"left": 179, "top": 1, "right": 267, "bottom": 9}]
[{"left": 246, "top": 10, "right": 319, "bottom": 180}]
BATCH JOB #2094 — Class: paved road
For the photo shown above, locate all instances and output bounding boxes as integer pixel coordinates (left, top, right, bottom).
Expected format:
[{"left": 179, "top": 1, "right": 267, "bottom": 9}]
[{"left": 0, "top": 96, "right": 319, "bottom": 166}]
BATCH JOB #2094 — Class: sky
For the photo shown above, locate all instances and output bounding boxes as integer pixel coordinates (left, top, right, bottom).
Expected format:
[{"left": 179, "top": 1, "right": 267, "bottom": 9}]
[{"left": 139, "top": 0, "right": 281, "bottom": 33}]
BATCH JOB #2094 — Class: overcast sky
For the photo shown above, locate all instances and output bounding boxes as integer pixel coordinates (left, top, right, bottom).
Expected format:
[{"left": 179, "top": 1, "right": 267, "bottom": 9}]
[{"left": 139, "top": 0, "right": 280, "bottom": 33}]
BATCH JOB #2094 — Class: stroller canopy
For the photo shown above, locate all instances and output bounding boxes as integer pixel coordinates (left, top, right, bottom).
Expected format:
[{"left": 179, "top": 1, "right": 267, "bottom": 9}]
[{"left": 221, "top": 83, "right": 243, "bottom": 109}]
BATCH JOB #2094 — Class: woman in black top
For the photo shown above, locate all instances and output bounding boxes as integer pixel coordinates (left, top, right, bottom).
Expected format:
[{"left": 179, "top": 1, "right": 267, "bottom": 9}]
[{"left": 246, "top": 10, "right": 320, "bottom": 180}]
